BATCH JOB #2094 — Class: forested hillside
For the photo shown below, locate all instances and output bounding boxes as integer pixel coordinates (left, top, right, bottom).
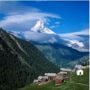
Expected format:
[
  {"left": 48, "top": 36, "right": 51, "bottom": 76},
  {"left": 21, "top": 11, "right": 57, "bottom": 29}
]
[
  {"left": 0, "top": 28, "right": 59, "bottom": 90},
  {"left": 34, "top": 43, "right": 89, "bottom": 67}
]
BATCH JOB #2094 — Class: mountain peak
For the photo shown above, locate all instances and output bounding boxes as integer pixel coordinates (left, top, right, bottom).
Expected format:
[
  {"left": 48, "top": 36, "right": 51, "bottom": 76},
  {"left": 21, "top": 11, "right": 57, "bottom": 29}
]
[{"left": 31, "top": 20, "right": 56, "bottom": 34}]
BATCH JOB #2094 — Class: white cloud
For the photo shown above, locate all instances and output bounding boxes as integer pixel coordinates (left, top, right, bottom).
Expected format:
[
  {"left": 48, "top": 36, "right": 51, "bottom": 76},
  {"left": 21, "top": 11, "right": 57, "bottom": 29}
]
[
  {"left": 48, "top": 37, "right": 57, "bottom": 43},
  {"left": 50, "top": 21, "right": 60, "bottom": 29},
  {"left": 68, "top": 40, "right": 84, "bottom": 47},
  {"left": 0, "top": 2, "right": 61, "bottom": 32},
  {"left": 0, "top": 11, "right": 60, "bottom": 31},
  {"left": 70, "top": 29, "right": 89, "bottom": 35},
  {"left": 0, "top": 12, "right": 60, "bottom": 26},
  {"left": 60, "top": 29, "right": 89, "bottom": 39}
]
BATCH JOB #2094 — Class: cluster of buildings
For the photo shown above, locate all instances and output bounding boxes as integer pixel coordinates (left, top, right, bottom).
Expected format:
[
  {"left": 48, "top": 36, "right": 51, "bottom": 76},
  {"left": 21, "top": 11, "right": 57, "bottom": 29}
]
[
  {"left": 33, "top": 68, "right": 72, "bottom": 85},
  {"left": 33, "top": 73, "right": 56, "bottom": 85},
  {"left": 33, "top": 64, "right": 86, "bottom": 86}
]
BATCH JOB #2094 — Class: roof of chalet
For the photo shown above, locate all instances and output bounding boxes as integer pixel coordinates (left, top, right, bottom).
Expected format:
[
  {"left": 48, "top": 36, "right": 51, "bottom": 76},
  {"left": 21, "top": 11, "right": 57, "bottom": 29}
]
[
  {"left": 58, "top": 71, "right": 67, "bottom": 75},
  {"left": 38, "top": 76, "right": 48, "bottom": 80},
  {"left": 60, "top": 68, "right": 72, "bottom": 72},
  {"left": 45, "top": 73, "right": 56, "bottom": 77}
]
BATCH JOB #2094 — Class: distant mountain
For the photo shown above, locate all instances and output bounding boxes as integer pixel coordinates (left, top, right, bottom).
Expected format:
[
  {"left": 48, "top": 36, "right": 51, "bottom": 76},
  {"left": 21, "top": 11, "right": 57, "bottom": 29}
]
[
  {"left": 34, "top": 43, "right": 88, "bottom": 68},
  {"left": 31, "top": 20, "right": 55, "bottom": 34},
  {"left": 60, "top": 33, "right": 89, "bottom": 52},
  {"left": 0, "top": 28, "right": 59, "bottom": 90},
  {"left": 9, "top": 20, "right": 89, "bottom": 67},
  {"left": 67, "top": 55, "right": 89, "bottom": 67},
  {"left": 10, "top": 20, "right": 61, "bottom": 44},
  {"left": 11, "top": 20, "right": 89, "bottom": 52}
]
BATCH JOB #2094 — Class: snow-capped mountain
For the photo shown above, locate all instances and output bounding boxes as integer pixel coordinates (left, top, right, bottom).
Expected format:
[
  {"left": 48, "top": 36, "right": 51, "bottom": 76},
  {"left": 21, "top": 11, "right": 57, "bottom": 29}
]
[
  {"left": 10, "top": 20, "right": 62, "bottom": 44},
  {"left": 64, "top": 39, "right": 88, "bottom": 52},
  {"left": 60, "top": 31, "right": 89, "bottom": 52},
  {"left": 31, "top": 20, "right": 55, "bottom": 34},
  {"left": 10, "top": 20, "right": 89, "bottom": 52}
]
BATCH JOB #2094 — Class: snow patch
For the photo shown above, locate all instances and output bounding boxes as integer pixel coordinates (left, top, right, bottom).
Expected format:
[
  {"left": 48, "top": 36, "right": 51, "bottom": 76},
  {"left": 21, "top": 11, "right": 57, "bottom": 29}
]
[{"left": 69, "top": 40, "right": 84, "bottom": 48}]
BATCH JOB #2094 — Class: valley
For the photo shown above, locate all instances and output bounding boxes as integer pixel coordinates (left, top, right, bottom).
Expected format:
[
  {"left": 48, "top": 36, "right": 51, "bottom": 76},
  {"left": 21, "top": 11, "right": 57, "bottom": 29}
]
[
  {"left": 0, "top": 28, "right": 89, "bottom": 90},
  {"left": 0, "top": 1, "right": 89, "bottom": 90}
]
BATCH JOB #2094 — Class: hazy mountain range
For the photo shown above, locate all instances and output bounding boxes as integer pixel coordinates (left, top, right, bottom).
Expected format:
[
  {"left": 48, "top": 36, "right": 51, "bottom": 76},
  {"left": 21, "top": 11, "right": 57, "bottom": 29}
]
[
  {"left": 9, "top": 20, "right": 89, "bottom": 67},
  {"left": 11, "top": 20, "right": 89, "bottom": 52}
]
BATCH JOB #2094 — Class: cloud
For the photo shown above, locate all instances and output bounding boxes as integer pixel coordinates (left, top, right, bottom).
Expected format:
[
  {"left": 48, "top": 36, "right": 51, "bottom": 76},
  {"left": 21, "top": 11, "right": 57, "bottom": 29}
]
[
  {"left": 50, "top": 21, "right": 60, "bottom": 29},
  {"left": 69, "top": 29, "right": 89, "bottom": 35},
  {"left": 0, "top": 12, "right": 60, "bottom": 27},
  {"left": 0, "top": 12, "right": 60, "bottom": 32},
  {"left": 60, "top": 29, "right": 89, "bottom": 40},
  {"left": 0, "top": 2, "right": 61, "bottom": 32},
  {"left": 60, "top": 29, "right": 89, "bottom": 36}
]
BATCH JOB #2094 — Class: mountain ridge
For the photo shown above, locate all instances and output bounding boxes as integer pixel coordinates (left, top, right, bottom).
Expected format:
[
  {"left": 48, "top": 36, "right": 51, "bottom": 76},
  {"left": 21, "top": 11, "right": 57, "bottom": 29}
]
[
  {"left": 0, "top": 28, "right": 59, "bottom": 90},
  {"left": 34, "top": 42, "right": 88, "bottom": 67},
  {"left": 10, "top": 25, "right": 89, "bottom": 52}
]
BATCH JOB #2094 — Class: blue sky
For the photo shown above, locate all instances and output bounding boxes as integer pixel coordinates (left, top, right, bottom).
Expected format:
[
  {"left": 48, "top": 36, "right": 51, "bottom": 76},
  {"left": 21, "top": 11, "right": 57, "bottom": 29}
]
[{"left": 0, "top": 1, "right": 89, "bottom": 34}]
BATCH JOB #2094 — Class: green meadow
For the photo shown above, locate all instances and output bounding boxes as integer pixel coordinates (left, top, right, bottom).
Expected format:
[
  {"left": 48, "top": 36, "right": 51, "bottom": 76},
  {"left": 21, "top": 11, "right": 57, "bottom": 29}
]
[{"left": 19, "top": 68, "right": 89, "bottom": 90}]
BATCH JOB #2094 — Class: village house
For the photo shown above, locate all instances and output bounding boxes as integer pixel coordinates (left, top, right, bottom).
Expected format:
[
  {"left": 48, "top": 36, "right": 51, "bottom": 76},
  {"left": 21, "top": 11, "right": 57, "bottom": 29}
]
[
  {"left": 54, "top": 74, "right": 64, "bottom": 85},
  {"left": 54, "top": 71, "right": 69, "bottom": 85},
  {"left": 33, "top": 73, "right": 56, "bottom": 85},
  {"left": 44, "top": 73, "right": 56, "bottom": 80},
  {"left": 57, "top": 71, "right": 69, "bottom": 80},
  {"left": 33, "top": 75, "right": 49, "bottom": 85},
  {"left": 75, "top": 64, "right": 84, "bottom": 76},
  {"left": 33, "top": 71, "right": 70, "bottom": 86},
  {"left": 58, "top": 71, "right": 67, "bottom": 75},
  {"left": 38, "top": 76, "right": 48, "bottom": 82},
  {"left": 76, "top": 69, "right": 84, "bottom": 76}
]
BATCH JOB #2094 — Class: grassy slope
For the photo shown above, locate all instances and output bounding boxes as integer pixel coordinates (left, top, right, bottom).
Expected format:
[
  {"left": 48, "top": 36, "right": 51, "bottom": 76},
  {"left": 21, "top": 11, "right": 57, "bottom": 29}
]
[{"left": 19, "top": 68, "right": 89, "bottom": 90}]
